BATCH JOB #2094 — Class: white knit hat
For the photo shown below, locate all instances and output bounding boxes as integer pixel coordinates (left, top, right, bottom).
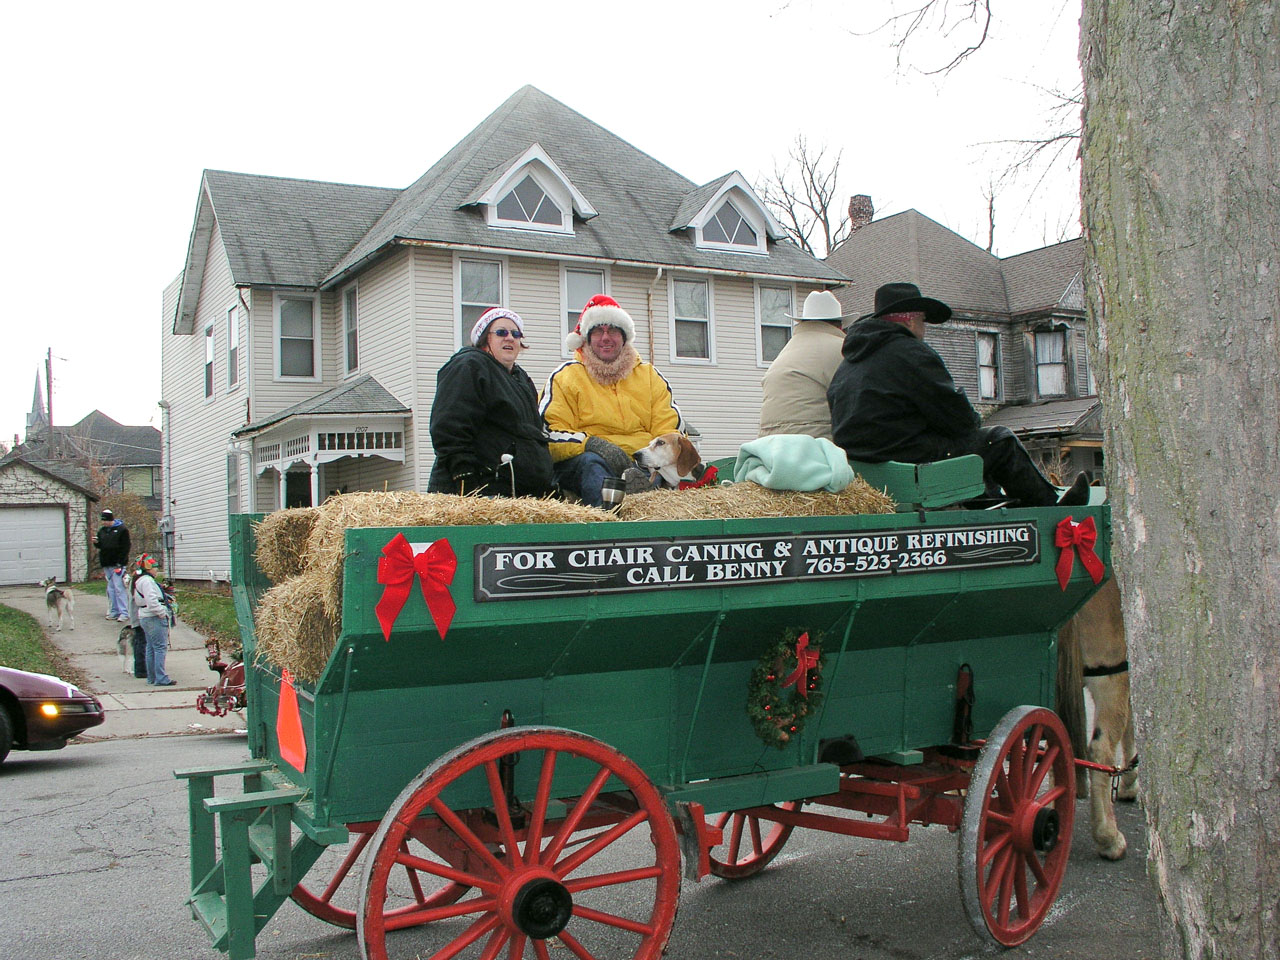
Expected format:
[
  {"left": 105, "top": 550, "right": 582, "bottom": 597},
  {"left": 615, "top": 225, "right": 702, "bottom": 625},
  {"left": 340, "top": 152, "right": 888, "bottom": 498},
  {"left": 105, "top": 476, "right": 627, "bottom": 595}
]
[
  {"left": 471, "top": 307, "right": 524, "bottom": 347},
  {"left": 565, "top": 295, "right": 635, "bottom": 351}
]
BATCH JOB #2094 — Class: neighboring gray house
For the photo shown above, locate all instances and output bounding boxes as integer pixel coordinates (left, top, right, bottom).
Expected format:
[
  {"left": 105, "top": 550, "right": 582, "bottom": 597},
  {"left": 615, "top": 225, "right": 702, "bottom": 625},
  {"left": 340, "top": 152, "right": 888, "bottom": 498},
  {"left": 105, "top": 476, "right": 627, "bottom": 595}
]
[
  {"left": 827, "top": 205, "right": 1100, "bottom": 480},
  {"left": 162, "top": 85, "right": 847, "bottom": 579}
]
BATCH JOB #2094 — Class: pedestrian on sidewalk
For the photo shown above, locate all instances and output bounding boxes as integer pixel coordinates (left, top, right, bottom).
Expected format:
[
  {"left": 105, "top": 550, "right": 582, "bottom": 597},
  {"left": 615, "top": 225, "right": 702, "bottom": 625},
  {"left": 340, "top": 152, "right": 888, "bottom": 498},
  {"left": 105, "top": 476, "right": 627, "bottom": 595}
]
[
  {"left": 129, "top": 553, "right": 175, "bottom": 686},
  {"left": 94, "top": 509, "right": 132, "bottom": 622}
]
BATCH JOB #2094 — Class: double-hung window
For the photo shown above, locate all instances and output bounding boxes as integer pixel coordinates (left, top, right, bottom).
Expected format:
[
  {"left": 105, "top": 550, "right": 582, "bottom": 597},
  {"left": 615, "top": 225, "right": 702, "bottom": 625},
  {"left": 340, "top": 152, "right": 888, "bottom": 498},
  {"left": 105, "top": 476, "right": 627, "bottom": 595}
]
[
  {"left": 276, "top": 294, "right": 318, "bottom": 379},
  {"left": 977, "top": 332, "right": 1000, "bottom": 400},
  {"left": 1035, "top": 329, "right": 1068, "bottom": 397},
  {"left": 459, "top": 258, "right": 502, "bottom": 346},
  {"left": 204, "top": 321, "right": 214, "bottom": 399},
  {"left": 343, "top": 286, "right": 359, "bottom": 375},
  {"left": 565, "top": 267, "right": 605, "bottom": 344},
  {"left": 673, "top": 278, "right": 711, "bottom": 361},
  {"left": 758, "top": 284, "right": 793, "bottom": 364},
  {"left": 227, "top": 305, "right": 239, "bottom": 389}
]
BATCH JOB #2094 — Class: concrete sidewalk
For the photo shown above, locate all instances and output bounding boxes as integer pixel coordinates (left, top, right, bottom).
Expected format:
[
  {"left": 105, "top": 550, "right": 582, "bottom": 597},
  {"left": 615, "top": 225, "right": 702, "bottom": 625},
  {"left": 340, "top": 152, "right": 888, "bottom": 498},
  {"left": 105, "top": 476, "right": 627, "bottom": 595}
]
[{"left": 0, "top": 583, "right": 245, "bottom": 739}]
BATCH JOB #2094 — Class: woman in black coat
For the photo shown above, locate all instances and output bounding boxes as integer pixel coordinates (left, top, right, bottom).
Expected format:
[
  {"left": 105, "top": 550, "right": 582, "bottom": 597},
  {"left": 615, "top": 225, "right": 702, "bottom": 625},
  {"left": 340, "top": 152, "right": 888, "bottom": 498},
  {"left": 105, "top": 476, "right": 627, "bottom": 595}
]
[{"left": 428, "top": 307, "right": 556, "bottom": 497}]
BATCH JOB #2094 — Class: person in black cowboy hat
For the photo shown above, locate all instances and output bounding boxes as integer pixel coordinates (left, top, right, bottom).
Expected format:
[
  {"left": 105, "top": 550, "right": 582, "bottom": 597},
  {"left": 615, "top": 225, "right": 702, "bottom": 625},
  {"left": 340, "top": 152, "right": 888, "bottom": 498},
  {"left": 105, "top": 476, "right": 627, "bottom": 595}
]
[{"left": 827, "top": 282, "right": 1090, "bottom": 507}]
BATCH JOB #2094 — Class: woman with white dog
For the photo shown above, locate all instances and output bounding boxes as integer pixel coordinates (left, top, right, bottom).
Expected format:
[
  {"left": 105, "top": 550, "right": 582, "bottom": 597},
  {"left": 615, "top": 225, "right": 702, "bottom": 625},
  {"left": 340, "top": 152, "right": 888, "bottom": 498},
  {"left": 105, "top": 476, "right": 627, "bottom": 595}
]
[
  {"left": 428, "top": 307, "right": 556, "bottom": 497},
  {"left": 129, "top": 553, "right": 175, "bottom": 686}
]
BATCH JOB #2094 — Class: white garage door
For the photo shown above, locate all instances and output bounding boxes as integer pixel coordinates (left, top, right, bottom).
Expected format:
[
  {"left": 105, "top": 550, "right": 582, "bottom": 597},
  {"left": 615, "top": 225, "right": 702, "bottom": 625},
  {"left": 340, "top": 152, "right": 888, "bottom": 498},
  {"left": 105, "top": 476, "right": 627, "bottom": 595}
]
[{"left": 0, "top": 506, "right": 68, "bottom": 585}]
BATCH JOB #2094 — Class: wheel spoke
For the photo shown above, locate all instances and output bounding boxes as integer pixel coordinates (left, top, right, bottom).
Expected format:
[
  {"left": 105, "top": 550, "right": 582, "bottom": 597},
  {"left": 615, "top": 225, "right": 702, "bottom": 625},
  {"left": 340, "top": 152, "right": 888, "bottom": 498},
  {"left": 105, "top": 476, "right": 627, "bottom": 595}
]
[
  {"left": 428, "top": 796, "right": 510, "bottom": 878},
  {"left": 542, "top": 765, "right": 612, "bottom": 864},
  {"left": 525, "top": 749, "right": 558, "bottom": 865},
  {"left": 395, "top": 849, "right": 500, "bottom": 894},
  {"left": 320, "top": 829, "right": 372, "bottom": 899},
  {"left": 425, "top": 912, "right": 502, "bottom": 960},
  {"left": 1028, "top": 742, "right": 1059, "bottom": 795},
  {"left": 553, "top": 809, "right": 647, "bottom": 878},
  {"left": 996, "top": 851, "right": 1016, "bottom": 928},
  {"left": 727, "top": 814, "right": 745, "bottom": 863},
  {"left": 1027, "top": 848, "right": 1049, "bottom": 886},
  {"left": 478, "top": 923, "right": 511, "bottom": 960},
  {"left": 1013, "top": 854, "right": 1031, "bottom": 918},
  {"left": 572, "top": 902, "right": 657, "bottom": 936},
  {"left": 977, "top": 826, "right": 1012, "bottom": 872},
  {"left": 563, "top": 863, "right": 664, "bottom": 893},
  {"left": 748, "top": 817, "right": 764, "bottom": 857},
  {"left": 484, "top": 759, "right": 526, "bottom": 869},
  {"left": 531, "top": 937, "right": 554, "bottom": 960},
  {"left": 1021, "top": 726, "right": 1043, "bottom": 789},
  {"left": 555, "top": 928, "right": 598, "bottom": 960},
  {"left": 506, "top": 932, "right": 527, "bottom": 959},
  {"left": 385, "top": 894, "right": 498, "bottom": 931}
]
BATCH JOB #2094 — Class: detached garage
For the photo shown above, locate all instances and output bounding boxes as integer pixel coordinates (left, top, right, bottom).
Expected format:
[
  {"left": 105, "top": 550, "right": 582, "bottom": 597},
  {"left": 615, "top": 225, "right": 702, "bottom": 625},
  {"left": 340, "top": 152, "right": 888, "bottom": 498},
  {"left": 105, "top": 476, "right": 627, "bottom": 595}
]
[{"left": 0, "top": 458, "right": 96, "bottom": 586}]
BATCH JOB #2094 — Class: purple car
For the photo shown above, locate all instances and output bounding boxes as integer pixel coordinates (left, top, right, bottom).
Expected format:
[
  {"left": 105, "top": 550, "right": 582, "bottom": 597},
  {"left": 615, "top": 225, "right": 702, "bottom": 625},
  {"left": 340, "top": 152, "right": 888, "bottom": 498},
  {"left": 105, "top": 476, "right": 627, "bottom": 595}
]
[{"left": 0, "top": 666, "right": 105, "bottom": 764}]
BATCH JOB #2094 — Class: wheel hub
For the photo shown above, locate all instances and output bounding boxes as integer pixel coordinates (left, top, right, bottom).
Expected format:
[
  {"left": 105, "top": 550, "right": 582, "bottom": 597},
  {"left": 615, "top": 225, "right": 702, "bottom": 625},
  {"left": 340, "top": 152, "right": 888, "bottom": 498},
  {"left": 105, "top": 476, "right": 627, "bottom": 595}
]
[
  {"left": 511, "top": 876, "right": 573, "bottom": 939},
  {"left": 1032, "top": 806, "right": 1060, "bottom": 852}
]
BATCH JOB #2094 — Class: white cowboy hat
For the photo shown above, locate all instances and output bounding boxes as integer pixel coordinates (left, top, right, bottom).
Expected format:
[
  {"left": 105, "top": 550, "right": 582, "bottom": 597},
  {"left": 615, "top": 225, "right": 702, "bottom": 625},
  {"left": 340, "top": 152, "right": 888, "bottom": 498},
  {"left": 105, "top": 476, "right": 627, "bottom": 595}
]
[{"left": 785, "top": 290, "right": 856, "bottom": 322}]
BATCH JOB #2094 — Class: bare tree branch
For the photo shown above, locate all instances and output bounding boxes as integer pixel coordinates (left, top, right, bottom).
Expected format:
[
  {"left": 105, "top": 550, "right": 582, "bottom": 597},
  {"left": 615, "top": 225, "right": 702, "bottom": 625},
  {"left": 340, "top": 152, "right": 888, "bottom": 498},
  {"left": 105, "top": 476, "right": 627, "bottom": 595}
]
[
  {"left": 858, "top": 0, "right": 994, "bottom": 75},
  {"left": 755, "top": 136, "right": 852, "bottom": 258}
]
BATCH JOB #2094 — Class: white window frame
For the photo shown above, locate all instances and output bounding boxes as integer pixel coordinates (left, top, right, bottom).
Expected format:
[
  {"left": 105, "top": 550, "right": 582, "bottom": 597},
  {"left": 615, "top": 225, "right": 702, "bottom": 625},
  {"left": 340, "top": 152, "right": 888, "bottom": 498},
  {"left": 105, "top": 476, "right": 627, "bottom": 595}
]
[
  {"left": 668, "top": 275, "right": 716, "bottom": 365},
  {"left": 755, "top": 282, "right": 796, "bottom": 367},
  {"left": 560, "top": 263, "right": 610, "bottom": 358},
  {"left": 273, "top": 292, "right": 321, "bottom": 382},
  {"left": 976, "top": 331, "right": 1001, "bottom": 401},
  {"left": 203, "top": 320, "right": 215, "bottom": 400},
  {"left": 226, "top": 304, "right": 239, "bottom": 390},
  {"left": 453, "top": 254, "right": 509, "bottom": 351},
  {"left": 1034, "top": 327, "right": 1069, "bottom": 398},
  {"left": 490, "top": 169, "right": 573, "bottom": 235},
  {"left": 342, "top": 283, "right": 359, "bottom": 377},
  {"left": 693, "top": 186, "right": 770, "bottom": 255}
]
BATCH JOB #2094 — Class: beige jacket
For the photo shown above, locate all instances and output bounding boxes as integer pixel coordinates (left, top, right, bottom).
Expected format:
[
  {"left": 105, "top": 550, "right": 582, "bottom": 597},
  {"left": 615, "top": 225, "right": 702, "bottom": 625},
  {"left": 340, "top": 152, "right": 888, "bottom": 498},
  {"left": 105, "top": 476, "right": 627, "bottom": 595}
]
[{"left": 758, "top": 321, "right": 845, "bottom": 440}]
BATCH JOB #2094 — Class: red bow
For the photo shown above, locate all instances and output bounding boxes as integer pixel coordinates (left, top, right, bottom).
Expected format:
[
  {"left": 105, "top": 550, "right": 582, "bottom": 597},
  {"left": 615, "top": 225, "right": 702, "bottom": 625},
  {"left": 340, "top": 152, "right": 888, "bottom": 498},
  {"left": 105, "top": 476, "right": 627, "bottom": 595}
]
[
  {"left": 1054, "top": 516, "right": 1106, "bottom": 590},
  {"left": 678, "top": 464, "right": 719, "bottom": 491},
  {"left": 781, "top": 632, "right": 820, "bottom": 698},
  {"left": 375, "top": 533, "right": 457, "bottom": 641}
]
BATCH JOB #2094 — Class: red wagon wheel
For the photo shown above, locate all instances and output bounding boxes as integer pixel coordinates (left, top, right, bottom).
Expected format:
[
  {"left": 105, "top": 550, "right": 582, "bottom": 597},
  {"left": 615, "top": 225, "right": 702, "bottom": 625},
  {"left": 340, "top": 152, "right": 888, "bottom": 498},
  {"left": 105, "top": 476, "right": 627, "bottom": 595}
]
[
  {"left": 292, "top": 820, "right": 469, "bottom": 928},
  {"left": 357, "top": 726, "right": 681, "bottom": 960},
  {"left": 707, "top": 802, "right": 801, "bottom": 879},
  {"left": 958, "top": 705, "right": 1076, "bottom": 946}
]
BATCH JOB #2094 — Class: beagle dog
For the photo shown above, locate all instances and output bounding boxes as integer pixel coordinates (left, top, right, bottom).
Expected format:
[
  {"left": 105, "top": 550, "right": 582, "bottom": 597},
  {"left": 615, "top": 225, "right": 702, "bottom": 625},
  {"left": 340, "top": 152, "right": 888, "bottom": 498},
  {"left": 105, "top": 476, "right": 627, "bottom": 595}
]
[{"left": 634, "top": 433, "right": 718, "bottom": 489}]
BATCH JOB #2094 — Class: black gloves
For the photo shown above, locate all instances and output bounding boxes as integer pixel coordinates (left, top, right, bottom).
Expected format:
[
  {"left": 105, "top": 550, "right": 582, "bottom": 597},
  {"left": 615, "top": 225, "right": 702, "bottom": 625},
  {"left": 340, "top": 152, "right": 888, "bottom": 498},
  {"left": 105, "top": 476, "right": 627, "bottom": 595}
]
[{"left": 584, "top": 436, "right": 635, "bottom": 476}]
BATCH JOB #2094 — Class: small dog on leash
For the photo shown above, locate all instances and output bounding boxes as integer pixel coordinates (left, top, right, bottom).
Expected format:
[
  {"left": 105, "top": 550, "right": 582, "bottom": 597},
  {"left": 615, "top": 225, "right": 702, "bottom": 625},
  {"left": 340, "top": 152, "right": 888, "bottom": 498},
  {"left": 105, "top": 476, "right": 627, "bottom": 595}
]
[{"left": 41, "top": 577, "right": 76, "bottom": 632}]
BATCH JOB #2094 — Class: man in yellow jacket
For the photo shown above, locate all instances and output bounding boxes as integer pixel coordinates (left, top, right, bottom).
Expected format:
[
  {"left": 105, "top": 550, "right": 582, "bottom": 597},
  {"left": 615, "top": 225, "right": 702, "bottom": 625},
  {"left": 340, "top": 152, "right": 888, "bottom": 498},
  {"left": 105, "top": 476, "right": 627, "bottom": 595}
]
[{"left": 540, "top": 295, "right": 684, "bottom": 506}]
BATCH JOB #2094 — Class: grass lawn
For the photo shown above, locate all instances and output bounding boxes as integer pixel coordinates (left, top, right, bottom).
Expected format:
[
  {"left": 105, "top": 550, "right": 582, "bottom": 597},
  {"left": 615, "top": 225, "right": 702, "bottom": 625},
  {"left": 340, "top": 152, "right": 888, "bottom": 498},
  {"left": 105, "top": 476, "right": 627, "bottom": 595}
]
[{"left": 0, "top": 605, "right": 63, "bottom": 675}]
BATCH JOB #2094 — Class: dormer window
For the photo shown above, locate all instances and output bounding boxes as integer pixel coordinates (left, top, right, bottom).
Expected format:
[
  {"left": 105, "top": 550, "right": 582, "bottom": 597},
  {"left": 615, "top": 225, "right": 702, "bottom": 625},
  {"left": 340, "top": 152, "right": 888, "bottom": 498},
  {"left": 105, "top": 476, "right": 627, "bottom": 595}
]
[
  {"left": 703, "top": 200, "right": 757, "bottom": 247},
  {"left": 496, "top": 175, "right": 564, "bottom": 227}
]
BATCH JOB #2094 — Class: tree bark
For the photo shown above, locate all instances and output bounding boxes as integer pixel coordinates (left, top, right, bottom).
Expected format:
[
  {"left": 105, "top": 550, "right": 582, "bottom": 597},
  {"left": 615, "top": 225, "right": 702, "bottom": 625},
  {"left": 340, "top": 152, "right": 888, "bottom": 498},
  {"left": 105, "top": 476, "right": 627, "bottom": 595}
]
[{"left": 1080, "top": 2, "right": 1280, "bottom": 957}]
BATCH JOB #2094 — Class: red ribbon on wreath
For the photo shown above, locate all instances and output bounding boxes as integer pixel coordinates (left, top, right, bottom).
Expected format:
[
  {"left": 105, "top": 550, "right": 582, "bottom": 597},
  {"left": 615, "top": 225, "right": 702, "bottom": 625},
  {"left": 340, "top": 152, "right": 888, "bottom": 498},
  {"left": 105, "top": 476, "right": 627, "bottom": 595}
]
[
  {"left": 1054, "top": 516, "right": 1105, "bottom": 591},
  {"left": 780, "top": 631, "right": 820, "bottom": 698},
  {"left": 375, "top": 533, "right": 457, "bottom": 641}
]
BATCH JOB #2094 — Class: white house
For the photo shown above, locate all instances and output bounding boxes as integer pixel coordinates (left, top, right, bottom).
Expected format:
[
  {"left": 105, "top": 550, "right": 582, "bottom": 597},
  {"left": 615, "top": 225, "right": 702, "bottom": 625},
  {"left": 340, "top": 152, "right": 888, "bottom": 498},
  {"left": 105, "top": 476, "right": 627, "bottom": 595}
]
[{"left": 161, "top": 86, "right": 847, "bottom": 579}]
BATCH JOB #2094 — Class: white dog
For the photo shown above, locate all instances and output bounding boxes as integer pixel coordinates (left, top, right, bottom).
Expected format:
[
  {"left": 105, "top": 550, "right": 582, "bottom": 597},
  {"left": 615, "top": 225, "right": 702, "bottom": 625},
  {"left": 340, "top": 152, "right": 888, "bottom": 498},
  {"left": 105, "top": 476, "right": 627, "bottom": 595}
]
[
  {"left": 41, "top": 577, "right": 75, "bottom": 632},
  {"left": 117, "top": 624, "right": 136, "bottom": 675},
  {"left": 633, "top": 432, "right": 717, "bottom": 489}
]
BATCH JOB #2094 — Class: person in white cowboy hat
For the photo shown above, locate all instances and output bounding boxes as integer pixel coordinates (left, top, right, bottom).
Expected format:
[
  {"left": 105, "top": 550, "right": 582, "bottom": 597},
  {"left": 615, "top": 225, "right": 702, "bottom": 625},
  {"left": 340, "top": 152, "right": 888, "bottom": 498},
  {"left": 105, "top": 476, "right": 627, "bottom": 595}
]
[
  {"left": 539, "top": 294, "right": 684, "bottom": 506},
  {"left": 827, "top": 281, "right": 1090, "bottom": 507},
  {"left": 759, "top": 289, "right": 854, "bottom": 440},
  {"left": 427, "top": 307, "right": 555, "bottom": 497}
]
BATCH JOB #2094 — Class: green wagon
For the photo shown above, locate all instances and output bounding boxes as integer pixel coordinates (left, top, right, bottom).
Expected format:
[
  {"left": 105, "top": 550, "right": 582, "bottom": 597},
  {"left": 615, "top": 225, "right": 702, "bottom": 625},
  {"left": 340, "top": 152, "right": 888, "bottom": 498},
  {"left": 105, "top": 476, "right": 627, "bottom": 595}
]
[{"left": 177, "top": 458, "right": 1111, "bottom": 960}]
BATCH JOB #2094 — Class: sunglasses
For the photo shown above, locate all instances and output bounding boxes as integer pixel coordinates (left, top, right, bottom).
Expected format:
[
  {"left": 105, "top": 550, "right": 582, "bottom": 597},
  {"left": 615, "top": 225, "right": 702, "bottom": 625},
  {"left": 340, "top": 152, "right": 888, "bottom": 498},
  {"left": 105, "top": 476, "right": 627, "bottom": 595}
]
[{"left": 489, "top": 328, "right": 524, "bottom": 339}]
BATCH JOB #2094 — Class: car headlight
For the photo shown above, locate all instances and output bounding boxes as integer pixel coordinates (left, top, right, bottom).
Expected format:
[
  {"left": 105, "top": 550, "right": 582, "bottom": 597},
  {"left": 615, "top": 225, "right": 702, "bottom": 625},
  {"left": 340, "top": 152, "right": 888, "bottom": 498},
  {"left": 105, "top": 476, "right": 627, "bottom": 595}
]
[{"left": 40, "top": 702, "right": 61, "bottom": 717}]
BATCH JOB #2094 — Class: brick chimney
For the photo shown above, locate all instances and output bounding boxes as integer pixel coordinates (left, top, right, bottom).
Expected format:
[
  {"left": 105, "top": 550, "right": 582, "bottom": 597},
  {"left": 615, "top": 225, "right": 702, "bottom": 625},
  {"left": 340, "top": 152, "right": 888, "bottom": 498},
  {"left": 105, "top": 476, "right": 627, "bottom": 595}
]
[{"left": 848, "top": 194, "right": 874, "bottom": 231}]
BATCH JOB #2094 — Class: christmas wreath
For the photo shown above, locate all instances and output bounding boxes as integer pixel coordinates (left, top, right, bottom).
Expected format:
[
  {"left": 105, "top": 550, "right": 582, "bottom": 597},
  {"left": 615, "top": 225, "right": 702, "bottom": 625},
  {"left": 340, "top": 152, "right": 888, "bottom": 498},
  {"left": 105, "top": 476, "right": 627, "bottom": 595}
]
[{"left": 746, "top": 629, "right": 825, "bottom": 749}]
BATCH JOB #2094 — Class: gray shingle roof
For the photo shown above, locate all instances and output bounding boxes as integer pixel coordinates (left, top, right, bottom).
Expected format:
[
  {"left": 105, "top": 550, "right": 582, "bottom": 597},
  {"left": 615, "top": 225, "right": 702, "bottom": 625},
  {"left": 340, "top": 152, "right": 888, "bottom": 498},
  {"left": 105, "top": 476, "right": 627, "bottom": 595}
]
[
  {"left": 983, "top": 396, "right": 1101, "bottom": 435},
  {"left": 669, "top": 174, "right": 734, "bottom": 231},
  {"left": 205, "top": 170, "right": 401, "bottom": 288},
  {"left": 325, "top": 86, "right": 845, "bottom": 286},
  {"left": 3, "top": 411, "right": 160, "bottom": 467},
  {"left": 232, "top": 375, "right": 409, "bottom": 437},
  {"left": 0, "top": 455, "right": 99, "bottom": 498},
  {"left": 1001, "top": 238, "right": 1085, "bottom": 315},
  {"left": 826, "top": 209, "right": 1009, "bottom": 317}
]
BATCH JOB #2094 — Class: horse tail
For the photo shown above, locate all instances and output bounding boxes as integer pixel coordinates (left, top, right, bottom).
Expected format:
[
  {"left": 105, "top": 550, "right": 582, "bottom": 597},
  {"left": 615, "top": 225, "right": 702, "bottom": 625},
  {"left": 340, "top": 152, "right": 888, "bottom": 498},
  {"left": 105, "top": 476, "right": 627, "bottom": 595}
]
[{"left": 1056, "top": 616, "right": 1089, "bottom": 799}]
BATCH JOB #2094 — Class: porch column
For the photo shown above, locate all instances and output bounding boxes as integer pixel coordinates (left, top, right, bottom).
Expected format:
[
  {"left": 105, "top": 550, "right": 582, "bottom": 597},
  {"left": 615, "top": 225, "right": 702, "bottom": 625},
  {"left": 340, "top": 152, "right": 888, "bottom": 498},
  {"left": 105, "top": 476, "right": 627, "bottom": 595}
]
[
  {"left": 309, "top": 461, "right": 320, "bottom": 507},
  {"left": 278, "top": 471, "right": 287, "bottom": 511}
]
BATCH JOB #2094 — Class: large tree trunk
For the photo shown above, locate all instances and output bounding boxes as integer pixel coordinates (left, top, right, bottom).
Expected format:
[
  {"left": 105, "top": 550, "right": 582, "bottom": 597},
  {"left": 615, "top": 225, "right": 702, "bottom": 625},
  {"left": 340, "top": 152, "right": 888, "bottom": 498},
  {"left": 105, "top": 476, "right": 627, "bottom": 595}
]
[{"left": 1080, "top": 2, "right": 1280, "bottom": 958}]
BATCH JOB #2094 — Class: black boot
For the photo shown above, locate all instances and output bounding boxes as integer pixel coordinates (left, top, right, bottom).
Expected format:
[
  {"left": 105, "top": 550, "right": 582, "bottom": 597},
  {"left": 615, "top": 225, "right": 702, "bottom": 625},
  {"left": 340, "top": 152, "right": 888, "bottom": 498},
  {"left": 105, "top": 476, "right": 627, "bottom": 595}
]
[{"left": 1056, "top": 472, "right": 1091, "bottom": 507}]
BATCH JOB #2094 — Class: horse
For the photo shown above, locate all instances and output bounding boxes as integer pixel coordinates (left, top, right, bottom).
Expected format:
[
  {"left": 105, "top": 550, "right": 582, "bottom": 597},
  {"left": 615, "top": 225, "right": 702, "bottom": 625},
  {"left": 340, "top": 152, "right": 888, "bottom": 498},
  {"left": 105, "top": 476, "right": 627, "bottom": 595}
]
[{"left": 1056, "top": 576, "right": 1139, "bottom": 860}]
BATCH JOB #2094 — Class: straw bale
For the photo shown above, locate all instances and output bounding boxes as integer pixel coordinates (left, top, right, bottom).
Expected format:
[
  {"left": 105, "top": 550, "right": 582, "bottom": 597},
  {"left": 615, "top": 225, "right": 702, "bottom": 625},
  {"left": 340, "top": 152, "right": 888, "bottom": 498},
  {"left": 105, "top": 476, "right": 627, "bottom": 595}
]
[
  {"left": 253, "top": 508, "right": 320, "bottom": 583},
  {"left": 616, "top": 478, "right": 895, "bottom": 522},
  {"left": 253, "top": 569, "right": 339, "bottom": 684},
  {"left": 304, "top": 491, "right": 614, "bottom": 620}
]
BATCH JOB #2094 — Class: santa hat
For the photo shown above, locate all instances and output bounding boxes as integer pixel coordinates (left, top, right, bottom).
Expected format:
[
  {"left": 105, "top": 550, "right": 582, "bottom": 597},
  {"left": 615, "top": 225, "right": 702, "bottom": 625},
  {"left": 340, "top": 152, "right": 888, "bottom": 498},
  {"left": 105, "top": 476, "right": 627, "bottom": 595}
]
[{"left": 566, "top": 295, "right": 635, "bottom": 351}]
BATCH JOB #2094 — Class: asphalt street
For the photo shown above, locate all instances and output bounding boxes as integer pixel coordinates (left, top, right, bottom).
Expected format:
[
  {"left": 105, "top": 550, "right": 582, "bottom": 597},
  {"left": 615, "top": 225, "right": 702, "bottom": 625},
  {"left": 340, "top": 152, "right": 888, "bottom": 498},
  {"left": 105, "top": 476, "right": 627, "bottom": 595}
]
[{"left": 0, "top": 734, "right": 1162, "bottom": 960}]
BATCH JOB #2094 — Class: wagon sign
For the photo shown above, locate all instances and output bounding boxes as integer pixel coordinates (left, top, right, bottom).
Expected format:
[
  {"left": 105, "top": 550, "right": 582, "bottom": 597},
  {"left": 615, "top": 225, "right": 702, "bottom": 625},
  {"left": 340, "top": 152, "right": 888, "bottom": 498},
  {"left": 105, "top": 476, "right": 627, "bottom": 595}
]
[{"left": 475, "top": 520, "right": 1039, "bottom": 600}]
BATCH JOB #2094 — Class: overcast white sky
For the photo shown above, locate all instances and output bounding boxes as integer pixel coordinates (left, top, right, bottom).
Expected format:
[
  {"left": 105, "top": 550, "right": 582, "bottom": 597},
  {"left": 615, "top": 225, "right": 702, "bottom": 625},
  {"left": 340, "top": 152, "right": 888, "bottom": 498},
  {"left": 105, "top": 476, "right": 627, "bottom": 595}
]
[{"left": 0, "top": 0, "right": 1081, "bottom": 445}]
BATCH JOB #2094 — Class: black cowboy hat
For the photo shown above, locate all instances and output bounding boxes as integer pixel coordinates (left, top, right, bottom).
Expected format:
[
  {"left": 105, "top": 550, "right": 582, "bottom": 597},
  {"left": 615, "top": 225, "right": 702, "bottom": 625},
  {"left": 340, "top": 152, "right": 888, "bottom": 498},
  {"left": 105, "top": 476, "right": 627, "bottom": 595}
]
[{"left": 866, "top": 282, "right": 952, "bottom": 324}]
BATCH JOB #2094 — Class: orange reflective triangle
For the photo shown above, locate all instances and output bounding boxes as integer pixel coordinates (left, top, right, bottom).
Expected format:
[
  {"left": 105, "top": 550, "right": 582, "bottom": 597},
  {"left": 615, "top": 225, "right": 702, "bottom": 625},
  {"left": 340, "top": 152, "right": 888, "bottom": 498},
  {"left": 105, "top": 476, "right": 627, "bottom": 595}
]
[{"left": 277, "top": 668, "right": 307, "bottom": 773}]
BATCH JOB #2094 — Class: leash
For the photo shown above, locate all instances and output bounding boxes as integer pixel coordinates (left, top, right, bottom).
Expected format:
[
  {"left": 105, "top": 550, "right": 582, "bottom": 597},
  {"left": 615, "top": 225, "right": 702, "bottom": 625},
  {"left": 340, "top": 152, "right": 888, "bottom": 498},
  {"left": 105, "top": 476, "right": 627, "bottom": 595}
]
[{"left": 1075, "top": 753, "right": 1140, "bottom": 799}]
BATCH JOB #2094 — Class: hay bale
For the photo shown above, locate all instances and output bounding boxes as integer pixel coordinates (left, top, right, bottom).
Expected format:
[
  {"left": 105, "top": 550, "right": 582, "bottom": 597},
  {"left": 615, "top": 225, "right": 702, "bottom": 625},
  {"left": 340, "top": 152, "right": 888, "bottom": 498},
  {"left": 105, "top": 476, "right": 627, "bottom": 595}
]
[
  {"left": 254, "top": 507, "right": 319, "bottom": 583},
  {"left": 304, "top": 492, "right": 614, "bottom": 621},
  {"left": 253, "top": 570, "right": 339, "bottom": 684},
  {"left": 616, "top": 478, "right": 895, "bottom": 522}
]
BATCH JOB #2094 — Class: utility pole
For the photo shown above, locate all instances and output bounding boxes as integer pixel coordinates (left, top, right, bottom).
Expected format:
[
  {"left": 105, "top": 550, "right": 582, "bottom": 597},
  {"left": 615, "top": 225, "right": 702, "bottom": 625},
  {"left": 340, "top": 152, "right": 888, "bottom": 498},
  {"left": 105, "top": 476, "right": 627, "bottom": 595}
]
[{"left": 45, "top": 348, "right": 54, "bottom": 455}]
